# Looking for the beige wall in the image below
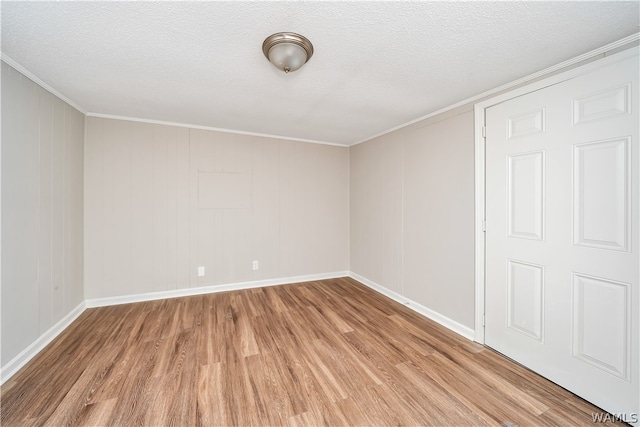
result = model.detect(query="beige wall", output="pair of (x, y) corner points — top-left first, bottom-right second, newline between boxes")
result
(1, 62), (84, 364)
(350, 136), (403, 293)
(347, 43), (640, 331)
(5, 42), (631, 370)
(84, 117), (349, 299)
(350, 110), (476, 329)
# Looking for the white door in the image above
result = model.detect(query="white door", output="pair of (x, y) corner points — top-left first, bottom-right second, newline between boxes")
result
(485, 50), (638, 419)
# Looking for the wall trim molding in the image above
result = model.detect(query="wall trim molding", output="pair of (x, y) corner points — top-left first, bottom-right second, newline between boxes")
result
(1, 272), (348, 385)
(2, 49), (342, 147)
(349, 272), (476, 342)
(1, 54), (87, 114)
(85, 271), (350, 308)
(4, 33), (637, 148)
(0, 271), (474, 385)
(85, 113), (347, 148)
(351, 32), (640, 146)
(0, 302), (86, 385)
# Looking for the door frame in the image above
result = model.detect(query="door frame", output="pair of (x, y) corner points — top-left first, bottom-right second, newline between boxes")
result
(473, 45), (639, 344)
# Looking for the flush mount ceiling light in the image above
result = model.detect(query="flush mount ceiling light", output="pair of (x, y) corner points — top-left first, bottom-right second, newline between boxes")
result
(262, 32), (314, 73)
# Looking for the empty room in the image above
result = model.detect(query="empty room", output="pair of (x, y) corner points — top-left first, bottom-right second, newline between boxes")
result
(1, 1), (639, 425)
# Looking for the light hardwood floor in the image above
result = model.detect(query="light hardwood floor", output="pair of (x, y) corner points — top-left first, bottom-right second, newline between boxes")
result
(1, 277), (612, 426)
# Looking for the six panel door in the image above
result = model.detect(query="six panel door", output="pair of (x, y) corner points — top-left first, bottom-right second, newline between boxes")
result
(484, 50), (639, 419)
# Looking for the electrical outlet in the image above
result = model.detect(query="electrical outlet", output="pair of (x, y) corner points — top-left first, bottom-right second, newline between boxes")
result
(197, 266), (205, 277)
(252, 260), (259, 270)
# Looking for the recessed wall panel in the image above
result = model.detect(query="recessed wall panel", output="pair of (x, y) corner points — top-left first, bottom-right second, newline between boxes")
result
(573, 84), (631, 125)
(507, 260), (544, 342)
(573, 138), (629, 251)
(508, 151), (544, 240)
(572, 273), (630, 380)
(508, 108), (545, 139)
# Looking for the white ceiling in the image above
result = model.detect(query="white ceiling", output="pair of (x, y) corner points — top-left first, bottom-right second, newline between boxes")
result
(2, 1), (639, 146)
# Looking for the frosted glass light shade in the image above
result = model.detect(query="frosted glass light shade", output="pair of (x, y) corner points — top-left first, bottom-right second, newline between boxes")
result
(262, 32), (314, 73)
(267, 43), (307, 73)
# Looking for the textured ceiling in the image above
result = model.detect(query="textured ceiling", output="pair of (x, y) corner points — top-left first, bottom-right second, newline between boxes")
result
(2, 1), (639, 146)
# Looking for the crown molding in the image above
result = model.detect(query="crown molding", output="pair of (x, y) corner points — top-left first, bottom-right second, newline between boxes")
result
(1, 53), (86, 114)
(85, 113), (348, 147)
(4, 32), (638, 148)
(1, 53), (345, 147)
(351, 32), (640, 146)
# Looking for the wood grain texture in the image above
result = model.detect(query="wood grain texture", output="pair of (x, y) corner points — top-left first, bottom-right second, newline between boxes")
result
(1, 278), (613, 426)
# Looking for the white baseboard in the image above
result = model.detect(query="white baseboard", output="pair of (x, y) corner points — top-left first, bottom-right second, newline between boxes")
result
(1, 301), (86, 385)
(349, 272), (476, 341)
(1, 270), (472, 386)
(2, 271), (348, 385)
(85, 271), (350, 308)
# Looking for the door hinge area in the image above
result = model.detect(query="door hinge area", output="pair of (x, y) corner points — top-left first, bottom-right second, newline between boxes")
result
(482, 126), (486, 138)
(482, 220), (486, 232)
(482, 314), (486, 327)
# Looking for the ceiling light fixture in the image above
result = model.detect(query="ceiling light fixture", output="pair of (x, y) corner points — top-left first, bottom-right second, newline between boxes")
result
(262, 32), (314, 73)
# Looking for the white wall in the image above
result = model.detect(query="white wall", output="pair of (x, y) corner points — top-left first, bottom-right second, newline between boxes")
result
(1, 62), (84, 365)
(84, 117), (349, 299)
(350, 109), (475, 329)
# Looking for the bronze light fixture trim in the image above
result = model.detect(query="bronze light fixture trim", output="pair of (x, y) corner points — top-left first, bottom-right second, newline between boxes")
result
(262, 32), (314, 73)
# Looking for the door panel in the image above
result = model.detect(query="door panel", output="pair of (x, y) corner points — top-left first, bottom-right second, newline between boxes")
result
(485, 50), (638, 418)
(572, 273), (630, 380)
(508, 150), (545, 240)
(507, 259), (544, 341)
(573, 137), (630, 251)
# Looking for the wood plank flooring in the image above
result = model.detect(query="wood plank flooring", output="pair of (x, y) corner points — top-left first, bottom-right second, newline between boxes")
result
(1, 278), (613, 426)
